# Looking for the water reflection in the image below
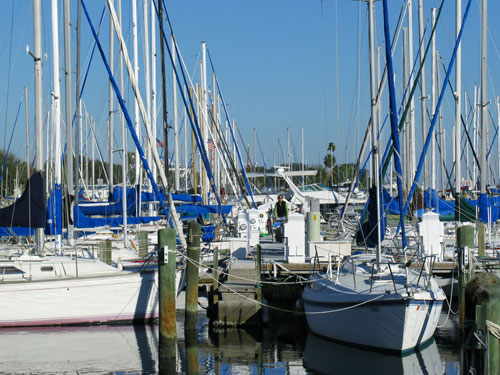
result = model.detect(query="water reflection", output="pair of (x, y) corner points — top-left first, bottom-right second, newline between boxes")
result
(0, 311), (460, 374)
(304, 332), (443, 375)
(0, 324), (160, 374)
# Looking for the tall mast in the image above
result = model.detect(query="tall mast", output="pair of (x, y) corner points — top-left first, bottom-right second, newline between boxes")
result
(403, 27), (409, 190)
(33, 0), (44, 254)
(109, 0), (115, 195)
(132, 0), (140, 186)
(201, 41), (208, 203)
(112, 0), (128, 247)
(24, 87), (30, 180)
(431, 8), (437, 191)
(63, 0), (73, 243)
(75, 0), (82, 204)
(172, 34), (179, 191)
(51, 0), (62, 252)
(480, 0), (487, 194)
(418, 0), (428, 192)
(150, 0), (157, 185)
(408, 0), (416, 181)
(368, 0), (381, 264)
(455, 0), (462, 194)
(143, 0), (151, 196)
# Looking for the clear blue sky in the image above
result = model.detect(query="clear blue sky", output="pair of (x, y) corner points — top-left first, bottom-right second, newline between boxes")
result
(1, 0), (499, 186)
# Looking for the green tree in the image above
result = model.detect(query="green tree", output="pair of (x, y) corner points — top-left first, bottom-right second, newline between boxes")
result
(323, 142), (336, 169)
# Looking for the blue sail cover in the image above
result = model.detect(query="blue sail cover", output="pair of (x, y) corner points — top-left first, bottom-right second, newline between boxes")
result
(79, 188), (138, 216)
(45, 184), (63, 235)
(176, 204), (232, 215)
(111, 186), (202, 204)
(356, 186), (387, 247)
(382, 187), (400, 215)
(0, 172), (46, 229)
(477, 193), (500, 223)
(74, 205), (160, 228)
(424, 189), (455, 216)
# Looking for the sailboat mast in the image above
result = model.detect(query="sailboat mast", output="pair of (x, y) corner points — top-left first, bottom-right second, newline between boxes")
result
(431, 8), (437, 191)
(33, 0), (44, 254)
(132, 0), (140, 187)
(24, 87), (30, 180)
(109, 0), (115, 196)
(455, 0), (462, 194)
(480, 0), (487, 195)
(51, 0), (62, 252)
(418, 0), (428, 192)
(116, 0), (128, 247)
(368, 0), (381, 263)
(63, 0), (73, 242)
(75, 0), (82, 204)
(172, 34), (179, 191)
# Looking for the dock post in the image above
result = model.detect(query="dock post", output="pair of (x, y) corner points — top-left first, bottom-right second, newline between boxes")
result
(158, 228), (177, 365)
(99, 239), (112, 265)
(185, 221), (201, 330)
(466, 273), (500, 374)
(475, 304), (486, 374)
(212, 247), (219, 306)
(478, 222), (485, 256)
(138, 231), (148, 258)
(256, 244), (262, 305)
(457, 225), (474, 329)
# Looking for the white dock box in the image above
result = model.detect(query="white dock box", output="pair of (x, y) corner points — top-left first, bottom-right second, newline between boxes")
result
(248, 208), (260, 248)
(284, 213), (306, 263)
(309, 240), (352, 261)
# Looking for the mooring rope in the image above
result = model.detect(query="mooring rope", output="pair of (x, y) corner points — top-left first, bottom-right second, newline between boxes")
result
(169, 249), (385, 315)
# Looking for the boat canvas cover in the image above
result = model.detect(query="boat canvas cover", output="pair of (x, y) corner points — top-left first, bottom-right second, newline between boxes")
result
(356, 186), (387, 247)
(0, 172), (46, 228)
(424, 189), (455, 216)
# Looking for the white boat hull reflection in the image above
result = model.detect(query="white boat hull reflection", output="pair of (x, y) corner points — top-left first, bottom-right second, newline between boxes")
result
(304, 332), (443, 375)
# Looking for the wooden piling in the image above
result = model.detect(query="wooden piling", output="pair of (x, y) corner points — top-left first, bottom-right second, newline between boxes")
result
(256, 244), (262, 305)
(457, 225), (474, 329)
(185, 221), (201, 330)
(212, 247), (219, 306)
(158, 228), (177, 360)
(138, 231), (148, 258)
(478, 222), (485, 256)
(99, 239), (112, 265)
(465, 273), (500, 374)
(185, 327), (199, 374)
(475, 304), (486, 373)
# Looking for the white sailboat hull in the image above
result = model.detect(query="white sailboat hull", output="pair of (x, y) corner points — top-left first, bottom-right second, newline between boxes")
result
(303, 294), (442, 351)
(302, 266), (445, 352)
(0, 271), (160, 327)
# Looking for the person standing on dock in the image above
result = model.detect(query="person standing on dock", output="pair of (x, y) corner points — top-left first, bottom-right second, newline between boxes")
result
(274, 195), (288, 222)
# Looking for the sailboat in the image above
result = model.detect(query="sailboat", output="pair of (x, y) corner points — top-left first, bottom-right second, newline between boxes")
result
(301, 0), (446, 352)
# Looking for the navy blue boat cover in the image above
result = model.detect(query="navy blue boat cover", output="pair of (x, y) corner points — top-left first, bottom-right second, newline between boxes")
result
(0, 172), (46, 228)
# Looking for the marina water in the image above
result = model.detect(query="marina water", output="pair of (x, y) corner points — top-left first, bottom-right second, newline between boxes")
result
(0, 309), (460, 374)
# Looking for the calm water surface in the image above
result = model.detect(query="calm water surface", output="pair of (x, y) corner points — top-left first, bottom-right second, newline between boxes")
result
(0, 309), (460, 374)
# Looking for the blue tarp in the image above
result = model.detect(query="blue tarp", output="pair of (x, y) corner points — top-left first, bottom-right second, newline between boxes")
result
(110, 186), (202, 204)
(424, 189), (455, 216)
(0, 227), (34, 237)
(79, 188), (138, 216)
(45, 184), (63, 235)
(356, 186), (387, 247)
(74, 205), (161, 228)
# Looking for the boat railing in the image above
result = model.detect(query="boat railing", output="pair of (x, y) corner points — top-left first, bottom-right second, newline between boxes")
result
(415, 254), (437, 291)
(367, 260), (398, 294)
